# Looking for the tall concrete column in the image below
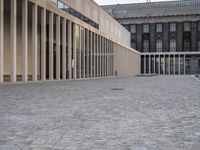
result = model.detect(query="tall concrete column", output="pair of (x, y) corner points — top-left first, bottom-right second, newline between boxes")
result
(179, 54), (181, 74)
(164, 55), (166, 75)
(94, 34), (96, 77)
(62, 19), (66, 80)
(49, 12), (54, 80)
(96, 35), (99, 77)
(149, 55), (151, 74)
(105, 39), (107, 76)
(83, 29), (85, 78)
(158, 55), (160, 75)
(0, 0), (4, 82)
(56, 16), (60, 80)
(99, 36), (102, 77)
(79, 28), (81, 78)
(144, 55), (146, 74)
(10, 0), (17, 82)
(86, 30), (89, 78)
(41, 8), (46, 81)
(184, 54), (186, 75)
(90, 31), (93, 78)
(154, 55), (156, 74)
(107, 40), (110, 76)
(168, 54), (171, 75)
(174, 54), (176, 75)
(68, 21), (72, 79)
(73, 24), (76, 79)
(32, 4), (38, 81)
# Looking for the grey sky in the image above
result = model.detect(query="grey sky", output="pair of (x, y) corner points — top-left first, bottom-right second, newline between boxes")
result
(94, 0), (176, 5)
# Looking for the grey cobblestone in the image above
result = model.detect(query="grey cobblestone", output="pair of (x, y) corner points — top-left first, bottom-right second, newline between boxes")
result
(0, 76), (200, 150)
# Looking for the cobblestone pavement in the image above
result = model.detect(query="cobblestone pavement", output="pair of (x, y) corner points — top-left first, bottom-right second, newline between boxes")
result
(0, 76), (200, 150)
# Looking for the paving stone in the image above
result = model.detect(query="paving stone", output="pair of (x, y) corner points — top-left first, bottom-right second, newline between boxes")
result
(0, 76), (200, 150)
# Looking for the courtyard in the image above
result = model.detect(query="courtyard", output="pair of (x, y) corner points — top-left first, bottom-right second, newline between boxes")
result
(0, 76), (200, 150)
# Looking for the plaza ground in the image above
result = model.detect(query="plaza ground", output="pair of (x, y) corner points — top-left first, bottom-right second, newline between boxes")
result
(0, 76), (200, 150)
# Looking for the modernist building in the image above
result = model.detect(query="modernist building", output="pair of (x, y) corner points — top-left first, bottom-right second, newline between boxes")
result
(0, 0), (140, 83)
(103, 0), (200, 75)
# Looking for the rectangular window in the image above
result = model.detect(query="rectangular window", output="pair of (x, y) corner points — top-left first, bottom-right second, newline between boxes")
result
(58, 1), (64, 9)
(184, 22), (191, 32)
(143, 40), (149, 52)
(156, 40), (163, 52)
(170, 23), (176, 32)
(143, 24), (149, 33)
(156, 24), (162, 32)
(170, 39), (176, 52)
(198, 22), (200, 31)
(130, 24), (136, 33)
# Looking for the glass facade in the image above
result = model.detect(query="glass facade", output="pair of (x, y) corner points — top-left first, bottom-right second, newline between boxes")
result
(156, 24), (163, 32)
(170, 23), (176, 32)
(184, 22), (191, 32)
(130, 24), (136, 33)
(170, 39), (176, 52)
(156, 40), (163, 52)
(143, 24), (149, 33)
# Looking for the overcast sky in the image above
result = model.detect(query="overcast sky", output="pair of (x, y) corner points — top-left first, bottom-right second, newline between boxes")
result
(94, 0), (176, 5)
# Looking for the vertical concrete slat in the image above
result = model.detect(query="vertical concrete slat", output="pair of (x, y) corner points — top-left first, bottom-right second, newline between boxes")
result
(158, 55), (160, 75)
(86, 30), (89, 78)
(149, 55), (151, 74)
(41, 8), (46, 81)
(83, 28), (85, 78)
(179, 54), (181, 75)
(164, 55), (166, 75)
(49, 12), (54, 80)
(68, 21), (72, 79)
(0, 0), (4, 82)
(96, 35), (99, 77)
(73, 24), (76, 79)
(79, 27), (81, 79)
(99, 36), (102, 77)
(56, 16), (60, 80)
(144, 55), (146, 74)
(168, 54), (171, 75)
(62, 19), (66, 80)
(32, 4), (38, 81)
(10, 0), (17, 82)
(90, 31), (92, 78)
(154, 55), (156, 74)
(174, 54), (176, 75)
(184, 54), (186, 75)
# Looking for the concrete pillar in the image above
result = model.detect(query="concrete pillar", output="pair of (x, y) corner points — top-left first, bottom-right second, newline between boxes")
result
(158, 55), (160, 75)
(86, 30), (89, 78)
(168, 54), (171, 75)
(32, 4), (38, 81)
(83, 29), (85, 78)
(62, 19), (66, 80)
(73, 24), (76, 79)
(144, 55), (146, 74)
(154, 55), (156, 74)
(90, 31), (93, 78)
(164, 55), (166, 75)
(94, 34), (96, 77)
(174, 54), (176, 75)
(184, 54), (186, 75)
(0, 0), (3, 82)
(99, 36), (102, 77)
(56, 16), (60, 80)
(149, 55), (151, 74)
(79, 28), (81, 79)
(49, 12), (54, 80)
(179, 54), (181, 75)
(96, 34), (99, 77)
(10, 0), (17, 82)
(105, 39), (107, 76)
(68, 21), (72, 79)
(41, 8), (46, 81)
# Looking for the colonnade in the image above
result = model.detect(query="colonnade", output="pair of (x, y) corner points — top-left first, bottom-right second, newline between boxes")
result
(0, 0), (114, 82)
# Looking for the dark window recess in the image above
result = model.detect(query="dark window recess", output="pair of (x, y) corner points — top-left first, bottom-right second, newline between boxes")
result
(50, 0), (99, 29)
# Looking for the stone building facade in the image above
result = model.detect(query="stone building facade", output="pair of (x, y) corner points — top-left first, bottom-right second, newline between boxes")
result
(103, 0), (200, 74)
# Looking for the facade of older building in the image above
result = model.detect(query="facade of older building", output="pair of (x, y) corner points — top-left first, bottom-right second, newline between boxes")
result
(0, 0), (140, 83)
(103, 0), (200, 75)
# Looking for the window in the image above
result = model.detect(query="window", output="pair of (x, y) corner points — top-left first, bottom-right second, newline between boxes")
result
(156, 24), (162, 32)
(170, 23), (176, 32)
(156, 40), (163, 52)
(131, 41), (136, 49)
(130, 25), (136, 33)
(198, 22), (200, 31)
(143, 40), (149, 52)
(184, 39), (190, 51)
(198, 41), (200, 51)
(58, 1), (64, 9)
(143, 24), (149, 33)
(170, 39), (176, 52)
(184, 22), (191, 32)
